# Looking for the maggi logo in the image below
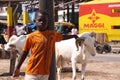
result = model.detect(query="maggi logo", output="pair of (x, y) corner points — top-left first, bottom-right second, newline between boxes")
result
(83, 9), (104, 29)
(88, 9), (99, 23)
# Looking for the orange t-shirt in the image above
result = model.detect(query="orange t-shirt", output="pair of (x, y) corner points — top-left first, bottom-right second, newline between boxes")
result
(22, 30), (63, 75)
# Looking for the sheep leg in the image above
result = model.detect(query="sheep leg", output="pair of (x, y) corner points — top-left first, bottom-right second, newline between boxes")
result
(57, 68), (61, 80)
(71, 59), (76, 80)
(81, 63), (86, 80)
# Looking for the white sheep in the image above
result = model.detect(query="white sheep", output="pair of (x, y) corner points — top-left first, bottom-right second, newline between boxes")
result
(55, 32), (96, 80)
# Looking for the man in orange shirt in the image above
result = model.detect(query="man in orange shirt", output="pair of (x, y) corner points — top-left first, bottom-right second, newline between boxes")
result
(12, 10), (78, 80)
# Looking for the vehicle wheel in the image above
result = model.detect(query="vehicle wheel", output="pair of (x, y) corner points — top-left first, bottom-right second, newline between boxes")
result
(103, 44), (111, 53)
(96, 44), (104, 54)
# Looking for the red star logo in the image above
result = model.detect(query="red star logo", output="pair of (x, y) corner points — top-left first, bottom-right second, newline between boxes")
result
(88, 9), (99, 23)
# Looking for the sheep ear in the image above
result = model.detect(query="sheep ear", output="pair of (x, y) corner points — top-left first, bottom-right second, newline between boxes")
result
(75, 37), (85, 51)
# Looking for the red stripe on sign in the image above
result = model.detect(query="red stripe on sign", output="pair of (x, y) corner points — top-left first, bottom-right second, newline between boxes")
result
(79, 2), (120, 17)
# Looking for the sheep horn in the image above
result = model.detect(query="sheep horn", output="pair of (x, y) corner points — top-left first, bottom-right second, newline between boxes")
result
(75, 37), (85, 51)
(90, 32), (96, 37)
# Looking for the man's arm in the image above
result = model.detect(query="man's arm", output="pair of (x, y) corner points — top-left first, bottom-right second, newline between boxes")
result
(12, 51), (28, 77)
(62, 35), (78, 40)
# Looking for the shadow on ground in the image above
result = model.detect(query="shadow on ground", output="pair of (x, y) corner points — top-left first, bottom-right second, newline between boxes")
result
(0, 72), (25, 77)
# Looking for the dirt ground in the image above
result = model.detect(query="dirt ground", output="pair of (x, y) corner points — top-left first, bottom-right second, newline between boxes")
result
(0, 54), (120, 80)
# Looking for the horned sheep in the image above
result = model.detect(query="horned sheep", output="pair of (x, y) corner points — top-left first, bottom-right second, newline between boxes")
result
(55, 32), (97, 80)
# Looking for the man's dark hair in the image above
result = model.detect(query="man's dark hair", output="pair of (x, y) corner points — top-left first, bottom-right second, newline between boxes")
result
(34, 10), (49, 19)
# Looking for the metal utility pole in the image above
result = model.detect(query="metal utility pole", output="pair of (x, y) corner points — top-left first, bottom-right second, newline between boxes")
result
(67, 6), (70, 22)
(71, 4), (75, 24)
(39, 0), (55, 80)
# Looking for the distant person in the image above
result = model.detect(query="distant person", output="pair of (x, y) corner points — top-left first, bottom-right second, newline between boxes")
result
(15, 25), (27, 36)
(71, 27), (78, 35)
(12, 10), (78, 80)
(25, 24), (36, 34)
(56, 23), (63, 34)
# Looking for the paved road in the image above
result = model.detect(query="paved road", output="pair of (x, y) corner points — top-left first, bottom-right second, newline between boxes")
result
(89, 53), (120, 62)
